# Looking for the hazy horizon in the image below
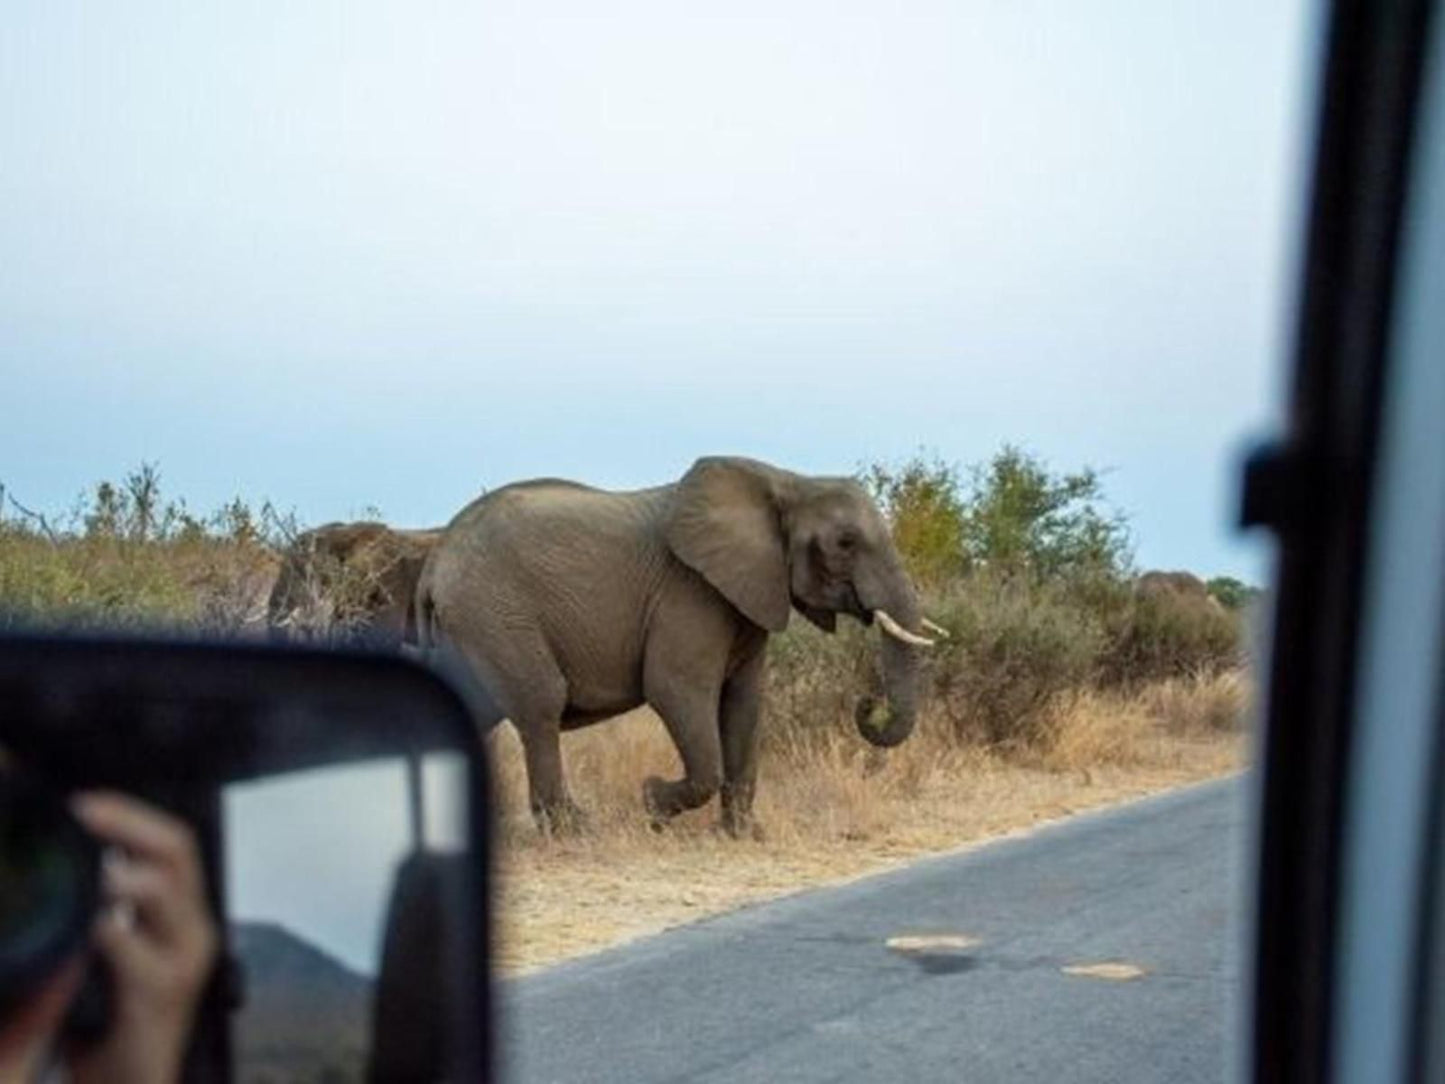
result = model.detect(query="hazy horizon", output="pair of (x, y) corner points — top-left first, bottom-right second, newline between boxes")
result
(1, 2), (1320, 579)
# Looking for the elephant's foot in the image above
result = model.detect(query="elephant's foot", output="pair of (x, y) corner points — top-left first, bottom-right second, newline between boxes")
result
(531, 798), (588, 837)
(718, 780), (761, 839)
(715, 815), (766, 842)
(642, 773), (720, 828)
(642, 776), (673, 831)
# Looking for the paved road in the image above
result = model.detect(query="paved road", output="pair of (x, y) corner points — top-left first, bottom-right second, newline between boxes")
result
(501, 778), (1247, 1084)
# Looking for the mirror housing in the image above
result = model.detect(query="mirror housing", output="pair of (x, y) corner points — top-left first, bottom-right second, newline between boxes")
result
(0, 634), (494, 1084)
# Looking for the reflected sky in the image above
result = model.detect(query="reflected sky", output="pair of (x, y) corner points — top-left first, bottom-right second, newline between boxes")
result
(0, 1), (1319, 579)
(223, 753), (467, 975)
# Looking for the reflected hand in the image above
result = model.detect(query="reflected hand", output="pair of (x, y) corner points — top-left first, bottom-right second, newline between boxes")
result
(67, 792), (219, 1084)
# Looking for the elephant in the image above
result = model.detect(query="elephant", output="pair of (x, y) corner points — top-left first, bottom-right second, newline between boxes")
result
(1135, 570), (1226, 614)
(415, 456), (942, 835)
(267, 521), (442, 649)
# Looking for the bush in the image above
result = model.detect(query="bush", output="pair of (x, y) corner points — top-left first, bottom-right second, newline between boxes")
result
(863, 456), (967, 587)
(765, 619), (874, 744)
(956, 445), (1131, 583)
(791, 448), (1251, 750)
(0, 466), (279, 635)
(855, 448), (1251, 747)
(1099, 585), (1243, 685)
(1206, 575), (1261, 611)
(766, 571), (1106, 753)
(927, 573), (1104, 748)
(867, 446), (1132, 588)
(0, 529), (195, 631)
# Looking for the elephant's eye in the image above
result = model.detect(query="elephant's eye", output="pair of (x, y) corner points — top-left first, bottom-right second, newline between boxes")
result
(836, 530), (859, 552)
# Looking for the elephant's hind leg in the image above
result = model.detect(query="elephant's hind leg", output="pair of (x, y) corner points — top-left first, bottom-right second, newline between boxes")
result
(449, 622), (583, 833)
(516, 711), (587, 834)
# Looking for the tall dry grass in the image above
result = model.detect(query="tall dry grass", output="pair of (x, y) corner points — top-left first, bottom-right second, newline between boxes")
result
(490, 669), (1249, 851)
(1036, 668), (1252, 771)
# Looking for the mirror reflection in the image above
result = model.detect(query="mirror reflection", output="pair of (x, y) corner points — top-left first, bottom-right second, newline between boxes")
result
(224, 753), (468, 1084)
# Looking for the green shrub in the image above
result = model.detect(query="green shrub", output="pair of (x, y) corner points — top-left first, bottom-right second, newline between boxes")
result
(1099, 588), (1244, 684)
(957, 445), (1132, 583)
(0, 527), (195, 631)
(1206, 575), (1261, 611)
(766, 572), (1107, 753)
(867, 446), (1131, 584)
(863, 456), (967, 587)
(0, 466), (278, 635)
(927, 573), (1104, 747)
(765, 619), (874, 743)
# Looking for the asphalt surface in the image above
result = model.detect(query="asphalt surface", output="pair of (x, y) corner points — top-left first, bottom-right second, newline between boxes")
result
(501, 777), (1248, 1084)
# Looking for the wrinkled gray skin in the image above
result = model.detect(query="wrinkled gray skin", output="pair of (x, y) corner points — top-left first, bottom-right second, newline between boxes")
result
(268, 522), (442, 649)
(417, 457), (928, 836)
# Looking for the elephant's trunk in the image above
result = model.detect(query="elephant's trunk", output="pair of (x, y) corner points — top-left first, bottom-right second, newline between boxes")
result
(854, 581), (927, 749)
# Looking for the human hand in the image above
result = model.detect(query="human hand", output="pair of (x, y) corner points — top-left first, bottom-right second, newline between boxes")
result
(66, 792), (218, 1084)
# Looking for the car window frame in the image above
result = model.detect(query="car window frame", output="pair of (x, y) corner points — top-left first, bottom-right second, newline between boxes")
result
(1240, 1), (1438, 1081)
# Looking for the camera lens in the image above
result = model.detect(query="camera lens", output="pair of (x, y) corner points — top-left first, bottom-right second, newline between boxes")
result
(0, 774), (100, 1017)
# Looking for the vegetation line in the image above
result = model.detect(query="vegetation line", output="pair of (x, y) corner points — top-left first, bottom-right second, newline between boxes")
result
(0, 449), (1257, 971)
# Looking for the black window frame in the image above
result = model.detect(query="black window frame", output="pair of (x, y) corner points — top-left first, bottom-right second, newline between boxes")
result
(1241, 1), (1438, 1081)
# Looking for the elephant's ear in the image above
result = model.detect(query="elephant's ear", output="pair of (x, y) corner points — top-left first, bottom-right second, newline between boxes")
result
(664, 458), (792, 633)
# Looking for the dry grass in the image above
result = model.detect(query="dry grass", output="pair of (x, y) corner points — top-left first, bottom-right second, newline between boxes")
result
(490, 670), (1249, 974)
(1037, 668), (1253, 771)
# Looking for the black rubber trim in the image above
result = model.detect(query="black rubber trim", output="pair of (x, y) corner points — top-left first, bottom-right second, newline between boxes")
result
(1246, 1), (1436, 1082)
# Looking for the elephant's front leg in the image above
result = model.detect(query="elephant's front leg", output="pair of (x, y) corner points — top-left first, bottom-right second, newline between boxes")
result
(641, 685), (724, 823)
(719, 648), (765, 840)
(647, 624), (734, 826)
(643, 574), (759, 825)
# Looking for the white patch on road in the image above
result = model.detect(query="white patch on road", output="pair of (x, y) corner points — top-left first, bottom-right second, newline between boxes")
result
(1061, 962), (1147, 981)
(885, 934), (980, 954)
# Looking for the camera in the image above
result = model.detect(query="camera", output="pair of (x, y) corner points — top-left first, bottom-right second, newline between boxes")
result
(0, 770), (102, 1029)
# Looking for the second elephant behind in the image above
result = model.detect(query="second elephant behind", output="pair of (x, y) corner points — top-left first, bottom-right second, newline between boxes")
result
(417, 456), (940, 835)
(268, 521), (441, 649)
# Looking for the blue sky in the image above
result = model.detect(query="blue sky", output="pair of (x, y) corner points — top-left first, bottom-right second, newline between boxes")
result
(1, 1), (1318, 578)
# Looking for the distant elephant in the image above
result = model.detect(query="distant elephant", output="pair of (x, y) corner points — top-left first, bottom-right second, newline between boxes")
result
(267, 522), (441, 649)
(416, 456), (941, 835)
(1135, 570), (1226, 613)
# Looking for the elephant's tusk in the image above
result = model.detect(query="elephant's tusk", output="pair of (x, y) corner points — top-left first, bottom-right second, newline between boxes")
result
(874, 610), (936, 647)
(921, 618), (951, 639)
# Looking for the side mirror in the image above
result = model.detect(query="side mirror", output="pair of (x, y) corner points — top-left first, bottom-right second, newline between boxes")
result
(0, 636), (493, 1083)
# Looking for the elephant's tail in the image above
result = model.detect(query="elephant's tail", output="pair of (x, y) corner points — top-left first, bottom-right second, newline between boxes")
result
(409, 583), (508, 734)
(411, 583), (438, 656)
